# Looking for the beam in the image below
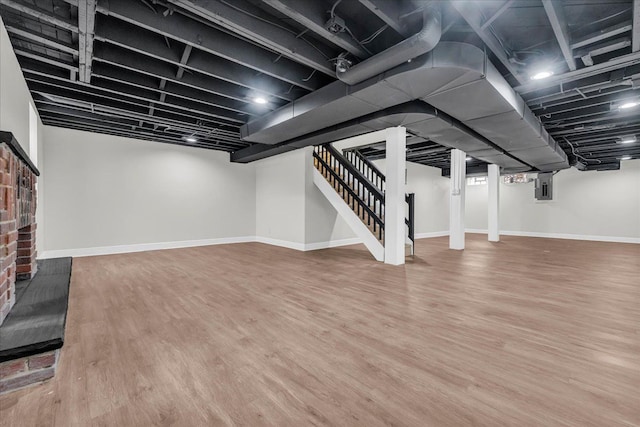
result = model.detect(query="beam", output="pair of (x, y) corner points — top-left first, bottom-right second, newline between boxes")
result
(40, 119), (239, 151)
(541, 0), (576, 71)
(13, 49), (78, 71)
(0, 0), (78, 32)
(33, 94), (241, 138)
(575, 37), (631, 67)
(97, 0), (325, 91)
(38, 109), (243, 149)
(262, 0), (369, 58)
(93, 19), (298, 102)
(91, 53), (251, 105)
(514, 50), (640, 93)
(167, 0), (335, 76)
(449, 1), (526, 85)
(78, 0), (97, 82)
(570, 20), (633, 50)
(25, 72), (247, 125)
(4, 25), (78, 55)
(89, 63), (266, 115)
(357, 0), (412, 37)
(480, 0), (514, 31)
(634, 0), (640, 52)
(175, 45), (192, 80)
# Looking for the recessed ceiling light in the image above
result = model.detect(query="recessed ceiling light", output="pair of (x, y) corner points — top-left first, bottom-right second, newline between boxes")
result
(253, 97), (267, 104)
(530, 70), (554, 80)
(618, 101), (639, 110)
(465, 157), (472, 161)
(618, 135), (637, 144)
(620, 156), (632, 160)
(185, 136), (197, 143)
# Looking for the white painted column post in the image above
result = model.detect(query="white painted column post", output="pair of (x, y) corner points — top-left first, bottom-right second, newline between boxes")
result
(449, 149), (466, 250)
(488, 164), (500, 242)
(384, 126), (406, 265)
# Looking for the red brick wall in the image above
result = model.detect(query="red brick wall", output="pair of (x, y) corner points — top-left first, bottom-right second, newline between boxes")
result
(0, 143), (37, 326)
(0, 350), (59, 394)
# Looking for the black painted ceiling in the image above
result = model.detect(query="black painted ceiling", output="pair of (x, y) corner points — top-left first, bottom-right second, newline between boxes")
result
(1, 0), (639, 171)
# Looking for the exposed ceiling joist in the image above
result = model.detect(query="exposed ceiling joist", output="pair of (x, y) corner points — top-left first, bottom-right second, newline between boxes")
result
(570, 20), (633, 50)
(575, 37), (631, 67)
(40, 117), (240, 150)
(0, 0), (78, 32)
(449, 0), (526, 85)
(33, 93), (240, 136)
(4, 25), (78, 55)
(14, 48), (78, 71)
(166, 0), (336, 76)
(26, 73), (247, 126)
(357, 0), (412, 38)
(480, 0), (514, 31)
(515, 50), (640, 93)
(27, 76), (246, 126)
(93, 22), (296, 102)
(78, 0), (97, 83)
(175, 45), (192, 80)
(262, 0), (369, 59)
(90, 50), (279, 105)
(27, 62), (257, 117)
(633, 0), (640, 52)
(541, 0), (576, 71)
(97, 0), (324, 91)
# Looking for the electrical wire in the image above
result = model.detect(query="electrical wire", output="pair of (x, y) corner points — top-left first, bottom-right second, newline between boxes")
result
(563, 137), (601, 164)
(360, 24), (389, 45)
(218, 0), (331, 60)
(302, 69), (316, 82)
(345, 26), (372, 55)
(330, 0), (342, 18)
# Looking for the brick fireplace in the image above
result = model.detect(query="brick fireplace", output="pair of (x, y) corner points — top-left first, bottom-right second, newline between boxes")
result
(0, 132), (38, 326)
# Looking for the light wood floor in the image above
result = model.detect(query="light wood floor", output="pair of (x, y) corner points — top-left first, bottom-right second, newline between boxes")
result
(1, 235), (639, 426)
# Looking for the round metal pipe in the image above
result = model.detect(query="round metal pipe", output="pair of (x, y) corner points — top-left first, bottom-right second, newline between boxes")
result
(336, 3), (441, 85)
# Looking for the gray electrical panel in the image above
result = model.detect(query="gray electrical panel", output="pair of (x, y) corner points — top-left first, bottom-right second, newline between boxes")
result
(535, 172), (553, 200)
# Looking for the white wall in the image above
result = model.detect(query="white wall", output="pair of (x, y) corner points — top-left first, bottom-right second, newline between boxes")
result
(374, 159), (450, 237)
(255, 149), (306, 246)
(254, 147), (356, 249)
(304, 147), (357, 246)
(465, 160), (640, 242)
(1, 17), (45, 249)
(41, 127), (256, 256)
(0, 17), (34, 153)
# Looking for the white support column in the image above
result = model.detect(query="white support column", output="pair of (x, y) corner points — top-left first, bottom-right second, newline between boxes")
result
(449, 149), (466, 250)
(384, 126), (406, 265)
(488, 164), (500, 242)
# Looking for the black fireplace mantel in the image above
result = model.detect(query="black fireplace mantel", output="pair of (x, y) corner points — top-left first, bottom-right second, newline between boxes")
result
(0, 131), (40, 176)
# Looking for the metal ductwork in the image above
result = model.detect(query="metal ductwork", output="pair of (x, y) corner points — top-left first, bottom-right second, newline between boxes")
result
(234, 42), (569, 172)
(336, 3), (441, 85)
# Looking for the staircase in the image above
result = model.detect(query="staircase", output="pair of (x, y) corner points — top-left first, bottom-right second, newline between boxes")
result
(312, 144), (415, 262)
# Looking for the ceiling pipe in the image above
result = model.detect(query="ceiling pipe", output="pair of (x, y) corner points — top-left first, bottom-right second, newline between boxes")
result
(336, 3), (441, 85)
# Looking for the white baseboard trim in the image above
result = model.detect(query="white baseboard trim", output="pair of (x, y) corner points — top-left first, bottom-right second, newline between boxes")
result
(414, 231), (449, 239)
(38, 229), (638, 260)
(38, 236), (256, 259)
(465, 229), (640, 244)
(304, 237), (362, 251)
(254, 236), (306, 251)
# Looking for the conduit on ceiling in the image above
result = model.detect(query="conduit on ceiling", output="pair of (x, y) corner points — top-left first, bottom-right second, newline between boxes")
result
(232, 41), (569, 173)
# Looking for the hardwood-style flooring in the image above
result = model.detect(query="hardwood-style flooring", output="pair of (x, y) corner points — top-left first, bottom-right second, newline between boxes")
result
(1, 235), (639, 426)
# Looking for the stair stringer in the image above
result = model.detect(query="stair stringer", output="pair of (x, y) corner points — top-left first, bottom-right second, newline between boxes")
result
(313, 168), (384, 261)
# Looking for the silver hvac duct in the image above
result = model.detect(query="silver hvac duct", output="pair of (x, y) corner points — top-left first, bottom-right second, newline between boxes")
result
(336, 3), (441, 85)
(237, 42), (569, 172)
